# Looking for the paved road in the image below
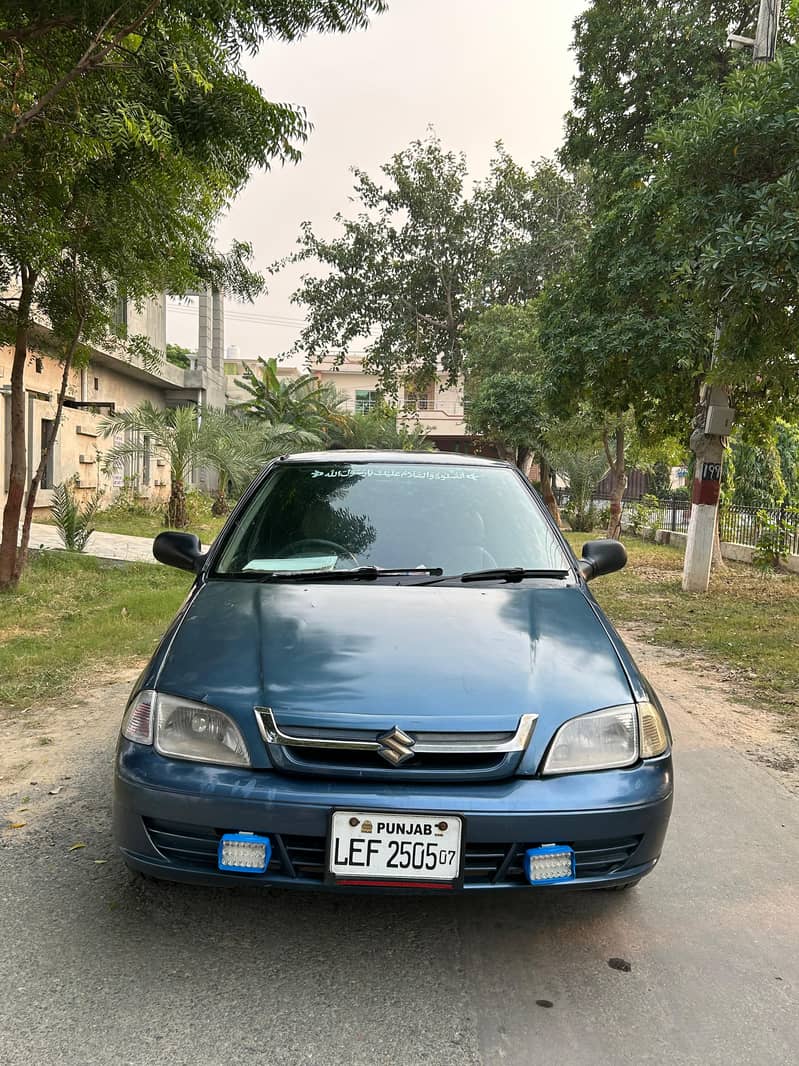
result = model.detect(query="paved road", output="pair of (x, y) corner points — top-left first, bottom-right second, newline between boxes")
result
(25, 523), (156, 563)
(1, 689), (797, 1065)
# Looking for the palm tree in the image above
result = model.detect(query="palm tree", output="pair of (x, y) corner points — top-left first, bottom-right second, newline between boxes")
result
(549, 444), (609, 533)
(331, 404), (433, 452)
(234, 357), (346, 438)
(100, 403), (207, 528)
(199, 410), (323, 513)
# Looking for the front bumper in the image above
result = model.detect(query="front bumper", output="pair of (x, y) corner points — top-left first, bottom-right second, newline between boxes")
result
(113, 740), (673, 892)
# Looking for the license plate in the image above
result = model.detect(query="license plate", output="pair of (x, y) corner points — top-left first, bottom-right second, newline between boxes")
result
(328, 810), (463, 885)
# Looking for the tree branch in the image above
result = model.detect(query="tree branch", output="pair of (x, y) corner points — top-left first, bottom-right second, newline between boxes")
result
(1, 1), (162, 145)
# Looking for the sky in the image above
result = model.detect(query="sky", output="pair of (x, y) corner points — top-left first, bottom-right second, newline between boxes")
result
(166, 0), (587, 364)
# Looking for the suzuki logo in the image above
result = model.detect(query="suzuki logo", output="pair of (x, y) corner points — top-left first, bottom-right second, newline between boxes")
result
(376, 726), (416, 766)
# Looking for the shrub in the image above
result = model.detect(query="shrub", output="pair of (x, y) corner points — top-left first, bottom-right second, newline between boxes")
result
(626, 494), (661, 537)
(754, 507), (799, 572)
(51, 478), (103, 552)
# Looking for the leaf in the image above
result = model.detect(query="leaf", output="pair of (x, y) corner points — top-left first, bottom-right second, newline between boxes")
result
(94, 859), (108, 865)
(8, 821), (26, 829)
(68, 842), (87, 851)
(48, 786), (62, 795)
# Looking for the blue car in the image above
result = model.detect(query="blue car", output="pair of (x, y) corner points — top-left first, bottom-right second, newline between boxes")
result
(113, 451), (673, 893)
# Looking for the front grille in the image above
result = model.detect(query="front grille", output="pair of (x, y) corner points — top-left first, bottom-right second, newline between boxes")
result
(255, 709), (537, 783)
(276, 747), (510, 778)
(143, 819), (642, 885)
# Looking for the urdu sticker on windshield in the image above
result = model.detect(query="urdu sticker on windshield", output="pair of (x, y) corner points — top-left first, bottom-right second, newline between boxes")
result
(310, 466), (478, 480)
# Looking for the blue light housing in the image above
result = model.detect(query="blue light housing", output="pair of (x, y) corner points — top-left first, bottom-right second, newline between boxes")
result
(525, 844), (575, 885)
(218, 832), (272, 873)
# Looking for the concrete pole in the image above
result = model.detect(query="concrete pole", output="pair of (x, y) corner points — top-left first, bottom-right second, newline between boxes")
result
(682, 2), (780, 593)
(753, 0), (781, 63)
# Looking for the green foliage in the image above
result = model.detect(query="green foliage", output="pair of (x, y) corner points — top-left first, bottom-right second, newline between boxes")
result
(465, 371), (543, 465)
(549, 434), (609, 532)
(462, 302), (549, 464)
(199, 407), (322, 503)
(543, 39), (799, 444)
(234, 357), (344, 437)
(728, 431), (786, 508)
(627, 495), (662, 537)
(284, 135), (586, 388)
(754, 507), (799, 571)
(650, 462), (673, 500)
(330, 404), (433, 451)
(166, 343), (192, 370)
(50, 477), (103, 551)
(0, 551), (190, 707)
(100, 403), (207, 527)
(562, 1), (760, 192)
(0, 1), (386, 583)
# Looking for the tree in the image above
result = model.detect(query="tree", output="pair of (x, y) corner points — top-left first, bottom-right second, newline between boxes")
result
(0, 2), (385, 144)
(548, 426), (609, 534)
(561, 1), (762, 194)
(166, 343), (193, 370)
(0, 1), (385, 588)
(283, 135), (586, 389)
(100, 403), (208, 528)
(329, 405), (433, 452)
(199, 408), (322, 513)
(463, 302), (562, 522)
(234, 357), (346, 437)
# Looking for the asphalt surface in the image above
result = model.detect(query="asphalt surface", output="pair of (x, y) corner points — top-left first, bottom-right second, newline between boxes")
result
(1, 697), (797, 1065)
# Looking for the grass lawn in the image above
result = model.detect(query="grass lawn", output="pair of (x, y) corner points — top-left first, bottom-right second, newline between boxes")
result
(0, 552), (191, 708)
(37, 507), (227, 544)
(565, 532), (799, 726)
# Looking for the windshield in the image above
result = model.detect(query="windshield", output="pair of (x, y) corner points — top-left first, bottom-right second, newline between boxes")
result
(214, 461), (571, 576)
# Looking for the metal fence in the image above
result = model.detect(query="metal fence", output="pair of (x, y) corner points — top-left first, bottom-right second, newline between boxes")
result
(552, 489), (799, 555)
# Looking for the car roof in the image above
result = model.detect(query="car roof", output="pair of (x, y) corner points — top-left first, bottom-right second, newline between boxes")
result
(279, 450), (509, 467)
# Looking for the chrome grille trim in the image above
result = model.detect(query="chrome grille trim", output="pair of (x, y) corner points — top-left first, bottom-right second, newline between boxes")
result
(254, 708), (537, 756)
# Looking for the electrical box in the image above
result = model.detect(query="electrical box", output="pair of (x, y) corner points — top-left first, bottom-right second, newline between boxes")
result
(705, 405), (735, 436)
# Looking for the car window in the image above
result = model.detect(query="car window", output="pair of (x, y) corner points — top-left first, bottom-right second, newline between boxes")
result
(214, 461), (570, 574)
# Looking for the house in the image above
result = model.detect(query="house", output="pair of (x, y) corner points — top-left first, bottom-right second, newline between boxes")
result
(0, 290), (226, 519)
(225, 353), (482, 454)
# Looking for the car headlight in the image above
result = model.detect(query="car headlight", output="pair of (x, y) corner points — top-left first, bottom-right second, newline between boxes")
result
(121, 690), (251, 767)
(541, 701), (669, 775)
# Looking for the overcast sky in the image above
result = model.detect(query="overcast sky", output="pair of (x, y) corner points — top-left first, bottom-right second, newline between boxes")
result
(167, 0), (586, 363)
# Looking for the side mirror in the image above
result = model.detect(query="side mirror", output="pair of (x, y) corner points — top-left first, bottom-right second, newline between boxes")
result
(153, 531), (205, 573)
(578, 539), (627, 581)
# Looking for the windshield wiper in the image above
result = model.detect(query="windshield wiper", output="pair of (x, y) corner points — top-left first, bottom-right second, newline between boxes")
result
(256, 566), (444, 583)
(413, 567), (569, 586)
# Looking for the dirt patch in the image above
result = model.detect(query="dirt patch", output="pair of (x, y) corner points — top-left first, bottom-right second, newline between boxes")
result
(624, 633), (799, 796)
(0, 667), (140, 824)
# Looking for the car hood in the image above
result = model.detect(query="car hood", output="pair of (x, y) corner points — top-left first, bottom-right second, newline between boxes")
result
(156, 581), (634, 739)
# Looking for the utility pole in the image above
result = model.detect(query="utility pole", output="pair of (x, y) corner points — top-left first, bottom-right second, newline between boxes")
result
(681, 0), (781, 593)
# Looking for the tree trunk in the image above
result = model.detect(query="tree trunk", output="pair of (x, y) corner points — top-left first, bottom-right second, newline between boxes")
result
(15, 325), (83, 579)
(604, 425), (627, 540)
(0, 268), (37, 589)
(538, 455), (562, 527)
(211, 488), (228, 516)
(168, 479), (188, 528)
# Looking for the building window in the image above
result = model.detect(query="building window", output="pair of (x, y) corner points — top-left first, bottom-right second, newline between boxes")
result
(354, 389), (379, 413)
(404, 384), (435, 411)
(142, 435), (151, 486)
(35, 357), (43, 374)
(94, 376), (99, 391)
(40, 419), (55, 489)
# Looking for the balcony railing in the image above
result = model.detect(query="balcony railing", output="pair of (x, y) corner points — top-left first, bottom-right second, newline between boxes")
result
(338, 398), (465, 417)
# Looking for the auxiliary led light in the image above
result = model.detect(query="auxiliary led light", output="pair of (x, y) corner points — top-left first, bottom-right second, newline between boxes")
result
(525, 844), (575, 885)
(218, 832), (272, 874)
